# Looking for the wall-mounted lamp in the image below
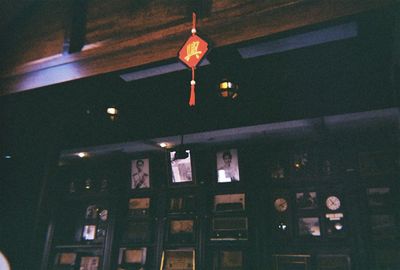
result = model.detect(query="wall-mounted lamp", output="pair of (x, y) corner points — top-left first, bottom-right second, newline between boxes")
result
(106, 106), (119, 120)
(218, 79), (239, 99)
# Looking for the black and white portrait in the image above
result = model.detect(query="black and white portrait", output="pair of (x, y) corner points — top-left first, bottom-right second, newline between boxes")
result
(216, 149), (240, 182)
(131, 159), (150, 189)
(170, 151), (192, 183)
(296, 192), (317, 210)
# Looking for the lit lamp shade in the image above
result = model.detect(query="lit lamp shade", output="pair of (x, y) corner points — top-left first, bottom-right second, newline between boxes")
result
(219, 80), (238, 99)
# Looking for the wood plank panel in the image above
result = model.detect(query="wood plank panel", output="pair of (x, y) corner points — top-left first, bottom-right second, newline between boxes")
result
(0, 0), (396, 96)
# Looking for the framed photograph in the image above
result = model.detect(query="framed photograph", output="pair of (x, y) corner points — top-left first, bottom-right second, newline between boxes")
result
(298, 217), (321, 237)
(273, 254), (310, 270)
(170, 150), (193, 183)
(169, 195), (195, 213)
(82, 225), (96, 240)
(119, 247), (147, 265)
(215, 250), (243, 270)
(296, 192), (318, 210)
(124, 220), (151, 243)
(79, 256), (100, 270)
(214, 193), (245, 212)
(216, 149), (240, 182)
(57, 253), (77, 265)
(366, 187), (391, 208)
(211, 217), (248, 240)
(128, 198), (150, 216)
(85, 205), (98, 220)
(131, 159), (150, 189)
(168, 219), (195, 243)
(161, 249), (195, 270)
(316, 254), (351, 270)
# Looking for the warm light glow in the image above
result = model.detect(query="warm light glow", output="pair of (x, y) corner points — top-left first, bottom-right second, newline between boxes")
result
(77, 152), (88, 158)
(219, 80), (238, 99)
(4, 155), (11, 159)
(106, 107), (118, 115)
(220, 81), (233, 89)
(159, 142), (168, 148)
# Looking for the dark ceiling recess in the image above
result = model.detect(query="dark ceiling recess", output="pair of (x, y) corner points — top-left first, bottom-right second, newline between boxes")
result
(0, 10), (397, 152)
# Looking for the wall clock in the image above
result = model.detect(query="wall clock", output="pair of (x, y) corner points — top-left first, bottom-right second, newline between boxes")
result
(274, 198), (288, 212)
(326, 196), (341, 211)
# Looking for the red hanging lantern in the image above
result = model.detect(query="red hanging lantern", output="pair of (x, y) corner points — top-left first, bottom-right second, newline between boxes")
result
(178, 12), (209, 106)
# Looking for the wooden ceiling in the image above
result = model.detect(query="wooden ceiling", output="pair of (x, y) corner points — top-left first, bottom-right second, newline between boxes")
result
(0, 0), (396, 96)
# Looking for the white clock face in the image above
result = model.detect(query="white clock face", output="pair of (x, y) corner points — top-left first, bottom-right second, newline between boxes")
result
(326, 196), (341, 210)
(274, 198), (288, 212)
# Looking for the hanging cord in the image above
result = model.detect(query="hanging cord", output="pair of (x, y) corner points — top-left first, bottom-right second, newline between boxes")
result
(189, 12), (197, 106)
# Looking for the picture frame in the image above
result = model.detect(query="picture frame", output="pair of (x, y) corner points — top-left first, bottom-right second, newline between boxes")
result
(123, 220), (152, 243)
(272, 254), (310, 270)
(118, 247), (147, 265)
(216, 149), (240, 183)
(79, 256), (100, 270)
(298, 217), (321, 237)
(170, 150), (193, 183)
(85, 205), (98, 220)
(160, 249), (195, 270)
(214, 250), (243, 270)
(128, 197), (151, 217)
(211, 217), (248, 240)
(57, 252), (77, 265)
(214, 193), (245, 212)
(168, 219), (195, 243)
(296, 192), (318, 210)
(82, 225), (96, 241)
(316, 254), (351, 270)
(168, 195), (195, 213)
(131, 158), (150, 189)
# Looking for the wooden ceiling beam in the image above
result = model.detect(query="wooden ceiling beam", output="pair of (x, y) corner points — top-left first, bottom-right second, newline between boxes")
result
(0, 0), (396, 96)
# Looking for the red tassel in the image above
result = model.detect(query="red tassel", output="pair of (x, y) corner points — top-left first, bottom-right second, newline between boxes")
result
(189, 83), (195, 106)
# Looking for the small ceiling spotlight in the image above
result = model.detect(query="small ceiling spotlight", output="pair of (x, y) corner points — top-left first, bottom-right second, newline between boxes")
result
(77, 152), (89, 158)
(106, 106), (119, 120)
(218, 79), (239, 99)
(159, 142), (169, 148)
(4, 155), (12, 159)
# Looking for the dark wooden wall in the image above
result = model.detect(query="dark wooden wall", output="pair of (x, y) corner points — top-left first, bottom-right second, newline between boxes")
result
(0, 0), (396, 95)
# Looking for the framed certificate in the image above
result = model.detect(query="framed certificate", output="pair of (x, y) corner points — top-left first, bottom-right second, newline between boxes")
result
(161, 249), (195, 270)
(58, 253), (76, 265)
(214, 193), (245, 212)
(120, 247), (147, 264)
(170, 150), (193, 183)
(128, 197), (151, 216)
(216, 149), (240, 183)
(168, 219), (195, 243)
